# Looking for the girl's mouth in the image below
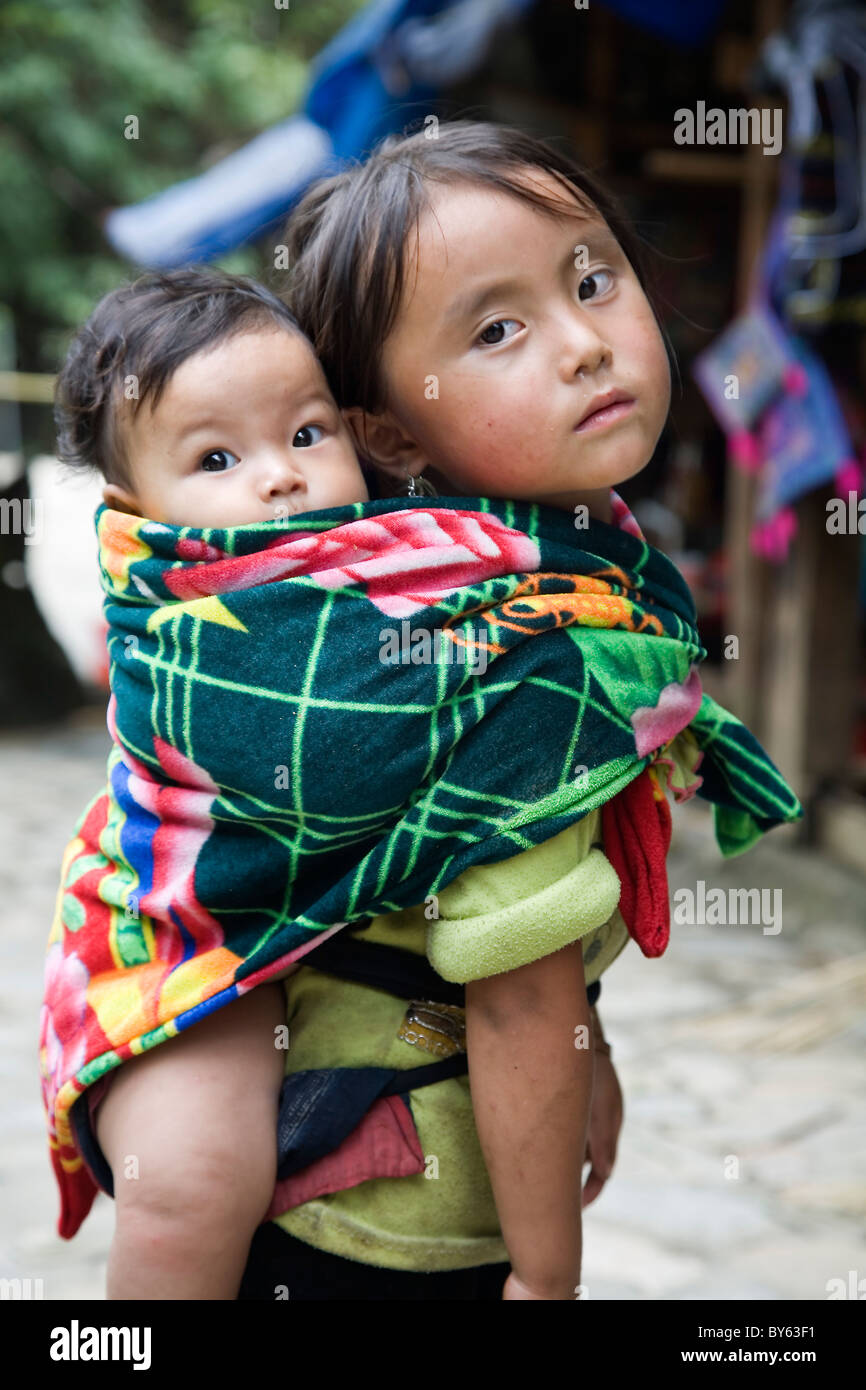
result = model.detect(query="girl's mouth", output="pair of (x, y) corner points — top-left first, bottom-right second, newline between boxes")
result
(574, 395), (635, 433)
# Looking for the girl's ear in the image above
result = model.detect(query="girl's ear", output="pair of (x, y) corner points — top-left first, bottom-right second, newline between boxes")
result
(341, 407), (427, 482)
(102, 482), (142, 516)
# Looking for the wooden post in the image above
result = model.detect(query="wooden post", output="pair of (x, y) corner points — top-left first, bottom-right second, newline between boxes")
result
(762, 490), (862, 798)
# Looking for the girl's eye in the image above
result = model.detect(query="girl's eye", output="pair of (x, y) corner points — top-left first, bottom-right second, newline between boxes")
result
(200, 449), (240, 472)
(578, 268), (615, 302)
(293, 424), (325, 448)
(476, 318), (522, 347)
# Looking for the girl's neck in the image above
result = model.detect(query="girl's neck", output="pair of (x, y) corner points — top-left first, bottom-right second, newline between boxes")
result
(551, 487), (614, 525)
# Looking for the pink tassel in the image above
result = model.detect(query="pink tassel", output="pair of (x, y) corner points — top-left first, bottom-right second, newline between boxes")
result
(834, 459), (862, 497)
(749, 508), (797, 563)
(730, 430), (762, 472)
(782, 363), (808, 397)
(777, 506), (797, 546)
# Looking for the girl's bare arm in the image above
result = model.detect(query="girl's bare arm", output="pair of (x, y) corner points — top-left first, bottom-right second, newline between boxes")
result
(464, 939), (592, 1299)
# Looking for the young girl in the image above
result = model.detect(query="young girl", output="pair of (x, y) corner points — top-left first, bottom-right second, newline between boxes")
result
(43, 127), (798, 1303)
(44, 263), (627, 1301)
(234, 117), (799, 1300)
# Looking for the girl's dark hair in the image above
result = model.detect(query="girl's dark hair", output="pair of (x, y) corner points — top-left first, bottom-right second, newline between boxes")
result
(281, 119), (669, 429)
(55, 266), (307, 488)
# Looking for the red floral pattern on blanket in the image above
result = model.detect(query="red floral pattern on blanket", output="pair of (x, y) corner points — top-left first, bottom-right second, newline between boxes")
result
(162, 508), (542, 618)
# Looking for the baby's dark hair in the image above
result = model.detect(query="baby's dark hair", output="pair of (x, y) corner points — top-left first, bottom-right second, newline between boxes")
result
(54, 266), (307, 490)
(281, 118), (669, 432)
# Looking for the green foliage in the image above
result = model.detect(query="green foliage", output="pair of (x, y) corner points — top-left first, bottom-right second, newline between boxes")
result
(0, 0), (363, 376)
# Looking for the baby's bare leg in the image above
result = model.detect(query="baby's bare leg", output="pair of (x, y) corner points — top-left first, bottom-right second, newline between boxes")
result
(95, 982), (286, 1300)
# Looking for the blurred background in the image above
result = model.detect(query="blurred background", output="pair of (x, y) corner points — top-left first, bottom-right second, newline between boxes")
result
(1, 0), (864, 1300)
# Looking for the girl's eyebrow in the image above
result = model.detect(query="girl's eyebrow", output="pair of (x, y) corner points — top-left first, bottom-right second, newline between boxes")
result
(443, 276), (525, 328)
(442, 226), (622, 328)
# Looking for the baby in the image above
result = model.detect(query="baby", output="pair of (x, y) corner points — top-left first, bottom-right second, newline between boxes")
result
(54, 267), (372, 1298)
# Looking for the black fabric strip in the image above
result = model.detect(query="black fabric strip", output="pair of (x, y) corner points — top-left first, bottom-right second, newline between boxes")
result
(304, 926), (467, 1007)
(379, 1051), (469, 1095)
(304, 917), (603, 1010)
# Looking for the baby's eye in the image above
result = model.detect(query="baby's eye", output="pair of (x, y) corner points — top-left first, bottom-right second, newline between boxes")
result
(200, 449), (240, 472)
(578, 268), (615, 302)
(476, 319), (521, 347)
(293, 424), (325, 448)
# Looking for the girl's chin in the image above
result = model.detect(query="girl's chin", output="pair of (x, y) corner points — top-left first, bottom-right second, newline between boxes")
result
(391, 456), (649, 501)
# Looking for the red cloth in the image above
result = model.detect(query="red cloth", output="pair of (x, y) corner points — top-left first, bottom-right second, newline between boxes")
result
(601, 765), (673, 958)
(264, 1094), (426, 1220)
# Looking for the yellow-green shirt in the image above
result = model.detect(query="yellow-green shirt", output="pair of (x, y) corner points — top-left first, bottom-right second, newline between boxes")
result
(274, 731), (702, 1271)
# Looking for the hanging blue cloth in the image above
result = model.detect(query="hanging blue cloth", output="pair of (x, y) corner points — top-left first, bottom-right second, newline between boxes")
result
(105, 0), (534, 267)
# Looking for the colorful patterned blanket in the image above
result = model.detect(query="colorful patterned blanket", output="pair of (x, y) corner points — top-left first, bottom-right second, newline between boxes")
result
(41, 490), (802, 1237)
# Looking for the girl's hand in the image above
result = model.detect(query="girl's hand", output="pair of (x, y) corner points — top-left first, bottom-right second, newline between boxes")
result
(582, 1050), (623, 1208)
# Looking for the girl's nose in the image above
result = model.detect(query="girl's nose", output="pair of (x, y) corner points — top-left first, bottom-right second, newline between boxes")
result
(556, 306), (613, 381)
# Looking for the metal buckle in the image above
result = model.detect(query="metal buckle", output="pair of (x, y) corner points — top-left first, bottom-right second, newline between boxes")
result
(397, 999), (466, 1057)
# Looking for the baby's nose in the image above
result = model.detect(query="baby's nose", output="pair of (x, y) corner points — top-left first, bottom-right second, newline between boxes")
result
(257, 453), (306, 499)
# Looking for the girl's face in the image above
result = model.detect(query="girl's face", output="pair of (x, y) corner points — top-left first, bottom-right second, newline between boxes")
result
(353, 172), (671, 517)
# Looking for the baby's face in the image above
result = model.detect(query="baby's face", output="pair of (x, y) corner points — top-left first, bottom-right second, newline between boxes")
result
(106, 326), (367, 528)
(376, 172), (671, 514)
